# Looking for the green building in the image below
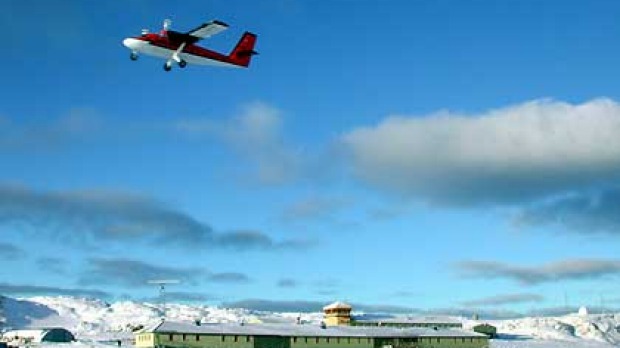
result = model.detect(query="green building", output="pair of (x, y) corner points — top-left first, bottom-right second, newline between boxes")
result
(351, 317), (462, 330)
(136, 321), (489, 348)
(472, 325), (496, 339)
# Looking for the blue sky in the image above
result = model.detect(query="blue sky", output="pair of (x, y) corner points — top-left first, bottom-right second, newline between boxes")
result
(1, 0), (620, 318)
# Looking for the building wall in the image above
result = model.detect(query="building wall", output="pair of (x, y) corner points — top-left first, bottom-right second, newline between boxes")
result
(151, 333), (254, 348)
(255, 336), (290, 348)
(415, 336), (488, 348)
(139, 333), (488, 348)
(136, 333), (155, 348)
(291, 336), (373, 348)
(324, 316), (351, 326)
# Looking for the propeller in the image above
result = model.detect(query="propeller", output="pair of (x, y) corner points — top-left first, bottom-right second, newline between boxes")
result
(163, 19), (172, 31)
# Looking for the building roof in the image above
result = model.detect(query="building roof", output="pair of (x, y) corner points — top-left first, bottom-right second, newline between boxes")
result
(323, 302), (352, 311)
(352, 315), (462, 325)
(144, 321), (486, 338)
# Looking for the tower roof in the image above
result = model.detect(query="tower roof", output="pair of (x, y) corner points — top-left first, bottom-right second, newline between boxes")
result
(323, 301), (352, 310)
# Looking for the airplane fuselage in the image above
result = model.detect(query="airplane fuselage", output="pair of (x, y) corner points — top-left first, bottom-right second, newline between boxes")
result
(123, 33), (241, 68)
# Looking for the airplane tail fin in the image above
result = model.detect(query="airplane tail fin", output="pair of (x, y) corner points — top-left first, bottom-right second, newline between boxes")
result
(161, 19), (172, 36)
(228, 32), (258, 67)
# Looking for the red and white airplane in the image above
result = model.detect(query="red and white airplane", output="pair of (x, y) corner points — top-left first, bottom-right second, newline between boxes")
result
(122, 19), (257, 71)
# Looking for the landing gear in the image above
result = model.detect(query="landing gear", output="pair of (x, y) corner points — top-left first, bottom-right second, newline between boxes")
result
(164, 61), (172, 71)
(130, 51), (138, 61)
(178, 59), (187, 68)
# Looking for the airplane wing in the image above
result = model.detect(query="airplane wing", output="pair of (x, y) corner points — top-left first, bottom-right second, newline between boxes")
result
(187, 20), (229, 40)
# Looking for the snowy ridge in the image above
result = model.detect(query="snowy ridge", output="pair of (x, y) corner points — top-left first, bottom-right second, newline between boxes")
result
(0, 296), (619, 347)
(484, 313), (620, 345)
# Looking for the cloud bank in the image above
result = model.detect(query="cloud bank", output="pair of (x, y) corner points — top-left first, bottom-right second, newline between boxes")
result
(516, 187), (620, 234)
(208, 272), (251, 284)
(0, 109), (100, 151)
(281, 196), (350, 222)
(341, 98), (620, 205)
(79, 258), (205, 287)
(277, 278), (298, 288)
(460, 293), (545, 307)
(79, 258), (252, 288)
(0, 183), (313, 251)
(0, 242), (23, 260)
(0, 283), (110, 299)
(142, 291), (214, 303)
(456, 259), (620, 285)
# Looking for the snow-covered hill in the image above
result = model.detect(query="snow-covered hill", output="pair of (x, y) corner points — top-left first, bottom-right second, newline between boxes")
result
(1, 296), (618, 347)
(0, 296), (324, 340)
(464, 314), (620, 347)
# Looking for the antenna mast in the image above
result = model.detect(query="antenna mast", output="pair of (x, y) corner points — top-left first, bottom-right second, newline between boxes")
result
(148, 279), (180, 319)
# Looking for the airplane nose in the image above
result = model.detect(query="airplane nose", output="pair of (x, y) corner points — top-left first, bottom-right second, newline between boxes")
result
(122, 38), (138, 49)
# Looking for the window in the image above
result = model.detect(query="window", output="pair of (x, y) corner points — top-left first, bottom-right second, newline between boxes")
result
(222, 336), (225, 342)
(234, 335), (238, 342)
(182, 334), (186, 341)
(169, 334), (173, 341)
(293, 337), (297, 343)
(196, 335), (200, 341)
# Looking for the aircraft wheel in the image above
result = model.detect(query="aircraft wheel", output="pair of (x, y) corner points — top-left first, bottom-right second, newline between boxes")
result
(179, 60), (187, 68)
(130, 52), (138, 61)
(164, 62), (172, 71)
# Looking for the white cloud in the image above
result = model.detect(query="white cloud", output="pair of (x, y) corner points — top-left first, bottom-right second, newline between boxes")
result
(341, 98), (620, 205)
(177, 102), (303, 185)
(455, 258), (620, 285)
(0, 108), (100, 150)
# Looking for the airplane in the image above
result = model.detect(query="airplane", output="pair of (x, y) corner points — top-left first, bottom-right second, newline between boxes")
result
(122, 19), (257, 71)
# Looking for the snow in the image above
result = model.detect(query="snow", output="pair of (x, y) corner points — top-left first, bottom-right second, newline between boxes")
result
(465, 313), (620, 347)
(492, 338), (616, 348)
(1, 296), (619, 347)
